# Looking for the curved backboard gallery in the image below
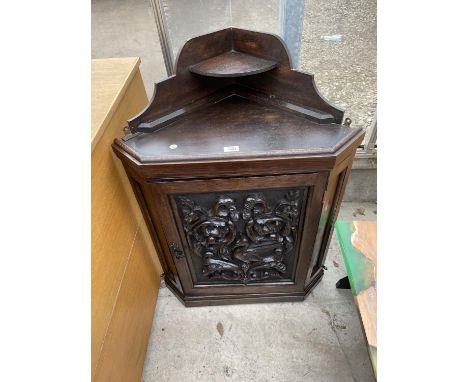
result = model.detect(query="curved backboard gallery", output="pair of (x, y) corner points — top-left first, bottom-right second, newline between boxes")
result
(127, 28), (344, 133)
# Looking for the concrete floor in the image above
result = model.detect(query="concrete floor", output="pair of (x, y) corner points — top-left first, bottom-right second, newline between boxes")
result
(142, 202), (376, 382)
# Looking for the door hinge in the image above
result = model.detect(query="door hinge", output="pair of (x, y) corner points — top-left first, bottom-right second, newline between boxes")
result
(169, 242), (184, 259)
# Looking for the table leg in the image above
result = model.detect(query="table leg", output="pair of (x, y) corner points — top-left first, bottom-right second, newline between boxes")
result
(336, 276), (350, 289)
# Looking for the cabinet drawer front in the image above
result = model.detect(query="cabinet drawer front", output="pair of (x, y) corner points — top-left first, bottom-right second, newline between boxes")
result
(150, 173), (327, 296)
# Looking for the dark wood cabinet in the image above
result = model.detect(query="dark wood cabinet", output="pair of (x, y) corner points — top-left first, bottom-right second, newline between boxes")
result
(112, 28), (364, 306)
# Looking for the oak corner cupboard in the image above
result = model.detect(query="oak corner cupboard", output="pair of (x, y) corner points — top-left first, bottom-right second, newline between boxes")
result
(112, 28), (364, 307)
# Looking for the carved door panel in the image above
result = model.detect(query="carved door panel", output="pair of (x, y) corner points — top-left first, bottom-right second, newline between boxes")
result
(150, 173), (327, 296)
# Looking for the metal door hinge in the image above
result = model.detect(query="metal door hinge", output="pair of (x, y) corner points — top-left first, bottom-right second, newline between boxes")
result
(169, 242), (184, 259)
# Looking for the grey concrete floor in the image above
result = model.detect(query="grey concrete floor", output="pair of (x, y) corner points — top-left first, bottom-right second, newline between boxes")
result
(142, 202), (376, 382)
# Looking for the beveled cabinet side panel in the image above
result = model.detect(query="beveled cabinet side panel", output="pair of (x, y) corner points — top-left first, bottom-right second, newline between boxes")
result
(150, 173), (327, 300)
(119, 166), (185, 295)
(305, 153), (355, 288)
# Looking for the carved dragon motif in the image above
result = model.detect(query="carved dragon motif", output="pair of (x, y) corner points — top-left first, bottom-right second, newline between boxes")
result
(177, 191), (301, 283)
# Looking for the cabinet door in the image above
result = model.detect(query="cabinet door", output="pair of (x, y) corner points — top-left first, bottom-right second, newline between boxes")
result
(150, 173), (327, 296)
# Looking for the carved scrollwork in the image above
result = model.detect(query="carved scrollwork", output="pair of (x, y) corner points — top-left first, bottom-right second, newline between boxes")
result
(177, 191), (302, 283)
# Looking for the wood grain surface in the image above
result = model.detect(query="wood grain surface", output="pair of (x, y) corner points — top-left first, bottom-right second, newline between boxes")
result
(189, 50), (277, 77)
(92, 58), (162, 382)
(336, 220), (377, 377)
(122, 96), (360, 163)
(351, 221), (377, 348)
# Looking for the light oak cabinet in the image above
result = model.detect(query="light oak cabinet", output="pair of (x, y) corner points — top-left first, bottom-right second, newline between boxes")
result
(92, 57), (162, 381)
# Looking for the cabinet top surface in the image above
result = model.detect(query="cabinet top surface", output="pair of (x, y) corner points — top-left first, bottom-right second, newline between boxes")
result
(118, 96), (361, 163)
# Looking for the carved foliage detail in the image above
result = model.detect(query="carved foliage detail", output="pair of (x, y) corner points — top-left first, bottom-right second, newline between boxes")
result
(177, 190), (301, 283)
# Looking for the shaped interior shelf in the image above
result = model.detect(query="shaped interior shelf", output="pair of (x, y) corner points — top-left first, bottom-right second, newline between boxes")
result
(189, 51), (277, 77)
